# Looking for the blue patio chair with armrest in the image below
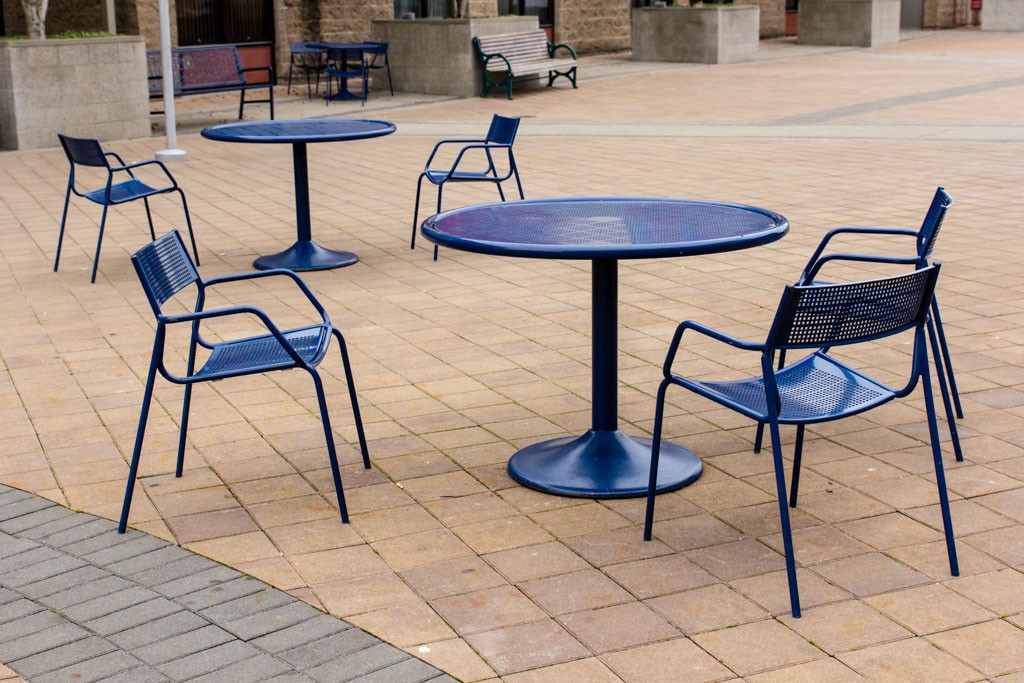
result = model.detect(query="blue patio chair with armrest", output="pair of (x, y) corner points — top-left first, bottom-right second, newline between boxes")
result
(410, 114), (524, 260)
(56, 133), (200, 284)
(288, 41), (325, 97)
(644, 265), (960, 617)
(364, 42), (393, 95)
(325, 47), (368, 106)
(753, 187), (963, 459)
(118, 230), (370, 533)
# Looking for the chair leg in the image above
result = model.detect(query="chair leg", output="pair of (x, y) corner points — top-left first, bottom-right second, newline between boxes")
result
(496, 182), (507, 202)
(644, 380), (671, 541)
(753, 422), (765, 453)
(333, 328), (371, 469)
(385, 60), (394, 96)
(433, 183), (444, 261)
(928, 318), (964, 462)
(411, 174), (426, 250)
(932, 298), (964, 419)
(308, 368), (350, 524)
(55, 184), (73, 272)
(143, 197), (157, 241)
(287, 61), (294, 95)
(768, 417), (801, 618)
(175, 189), (201, 266)
(119, 342), (161, 533)
(176, 383), (193, 478)
(512, 167), (525, 200)
(90, 203), (110, 284)
(789, 424), (805, 507)
(919, 349), (960, 577)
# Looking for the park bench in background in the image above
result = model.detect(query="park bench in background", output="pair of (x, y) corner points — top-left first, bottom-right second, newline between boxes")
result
(147, 45), (274, 120)
(472, 30), (577, 99)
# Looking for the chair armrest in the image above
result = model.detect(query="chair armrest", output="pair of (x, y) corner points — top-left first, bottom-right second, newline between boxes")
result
(202, 269), (331, 325)
(160, 305), (306, 366)
(799, 225), (917, 282)
(801, 252), (921, 284)
(547, 42), (577, 59)
(441, 142), (509, 178)
(662, 320), (763, 378)
(104, 151), (128, 166)
(423, 138), (488, 168)
(110, 158), (178, 186)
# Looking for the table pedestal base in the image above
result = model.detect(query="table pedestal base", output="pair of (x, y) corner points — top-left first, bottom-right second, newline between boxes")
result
(254, 240), (358, 271)
(507, 429), (702, 498)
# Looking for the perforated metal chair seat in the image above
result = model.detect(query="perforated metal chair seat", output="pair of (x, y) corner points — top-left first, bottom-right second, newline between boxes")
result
(688, 352), (894, 424)
(196, 326), (329, 379)
(424, 169), (497, 184)
(83, 179), (168, 205)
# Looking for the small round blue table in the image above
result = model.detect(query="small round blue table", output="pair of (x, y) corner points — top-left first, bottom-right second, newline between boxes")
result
(422, 197), (789, 498)
(201, 118), (395, 271)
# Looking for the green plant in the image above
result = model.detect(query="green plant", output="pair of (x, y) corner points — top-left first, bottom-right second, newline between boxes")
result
(0, 30), (114, 40)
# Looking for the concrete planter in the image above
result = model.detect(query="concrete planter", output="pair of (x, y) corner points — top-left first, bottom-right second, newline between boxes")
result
(631, 5), (760, 65)
(370, 16), (540, 98)
(798, 0), (900, 47)
(982, 0), (1024, 30)
(0, 36), (150, 151)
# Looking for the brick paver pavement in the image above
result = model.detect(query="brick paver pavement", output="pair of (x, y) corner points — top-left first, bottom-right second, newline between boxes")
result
(1, 28), (1023, 682)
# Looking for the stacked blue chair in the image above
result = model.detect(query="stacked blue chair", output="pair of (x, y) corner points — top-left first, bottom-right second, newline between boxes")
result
(411, 114), (525, 260)
(56, 134), (200, 283)
(325, 47), (368, 106)
(644, 265), (960, 617)
(753, 187), (963, 460)
(119, 231), (370, 533)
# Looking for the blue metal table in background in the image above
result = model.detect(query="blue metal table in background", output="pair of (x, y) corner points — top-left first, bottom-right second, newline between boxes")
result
(202, 118), (395, 270)
(422, 197), (789, 498)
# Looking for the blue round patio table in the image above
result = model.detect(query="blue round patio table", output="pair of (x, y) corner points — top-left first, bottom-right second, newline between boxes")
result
(422, 197), (789, 498)
(201, 118), (395, 271)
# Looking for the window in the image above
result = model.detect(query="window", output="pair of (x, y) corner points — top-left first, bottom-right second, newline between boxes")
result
(394, 0), (447, 18)
(498, 0), (554, 28)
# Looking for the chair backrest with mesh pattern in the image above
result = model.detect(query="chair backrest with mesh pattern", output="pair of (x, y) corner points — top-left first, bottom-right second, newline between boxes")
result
(58, 134), (110, 169)
(917, 186), (952, 262)
(485, 115), (520, 146)
(768, 265), (940, 351)
(132, 231), (201, 318)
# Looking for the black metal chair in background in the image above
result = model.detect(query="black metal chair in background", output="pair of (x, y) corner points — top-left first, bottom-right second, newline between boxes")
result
(119, 231), (370, 533)
(287, 41), (326, 97)
(56, 133), (200, 283)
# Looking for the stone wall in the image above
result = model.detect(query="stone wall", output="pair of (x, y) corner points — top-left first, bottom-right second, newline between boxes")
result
(982, 0), (1024, 30)
(557, 0), (630, 51)
(743, 0), (785, 37)
(0, 37), (150, 149)
(923, 0), (958, 27)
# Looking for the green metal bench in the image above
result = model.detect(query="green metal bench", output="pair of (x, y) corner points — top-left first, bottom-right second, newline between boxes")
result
(472, 30), (578, 100)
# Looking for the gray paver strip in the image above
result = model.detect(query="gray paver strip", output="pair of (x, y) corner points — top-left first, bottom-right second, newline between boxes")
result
(0, 485), (444, 683)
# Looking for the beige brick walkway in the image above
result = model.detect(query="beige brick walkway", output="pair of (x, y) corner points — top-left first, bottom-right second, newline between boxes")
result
(2, 29), (1024, 681)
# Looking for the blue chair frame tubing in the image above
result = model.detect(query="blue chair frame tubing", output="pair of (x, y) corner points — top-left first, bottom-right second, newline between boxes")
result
(753, 187), (963, 457)
(411, 115), (524, 260)
(56, 134), (200, 284)
(118, 231), (370, 533)
(643, 265), (960, 618)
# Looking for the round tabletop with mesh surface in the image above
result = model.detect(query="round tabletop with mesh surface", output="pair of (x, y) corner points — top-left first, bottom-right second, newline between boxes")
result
(200, 118), (395, 144)
(423, 196), (788, 499)
(421, 197), (788, 259)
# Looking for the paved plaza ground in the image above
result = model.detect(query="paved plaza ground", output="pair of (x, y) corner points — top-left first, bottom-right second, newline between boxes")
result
(1, 27), (1024, 682)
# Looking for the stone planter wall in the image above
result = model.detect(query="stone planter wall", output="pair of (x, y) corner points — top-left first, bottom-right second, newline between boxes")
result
(370, 16), (539, 97)
(798, 0), (900, 47)
(982, 0), (1024, 30)
(0, 37), (150, 151)
(631, 5), (760, 65)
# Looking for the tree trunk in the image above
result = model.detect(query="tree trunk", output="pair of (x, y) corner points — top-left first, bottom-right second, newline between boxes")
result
(450, 0), (469, 18)
(22, 0), (49, 39)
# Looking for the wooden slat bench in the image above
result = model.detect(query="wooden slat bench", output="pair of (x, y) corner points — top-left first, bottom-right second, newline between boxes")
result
(472, 31), (578, 100)
(147, 45), (274, 120)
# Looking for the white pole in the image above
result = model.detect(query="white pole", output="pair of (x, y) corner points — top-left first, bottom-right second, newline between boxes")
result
(104, 0), (116, 34)
(156, 0), (187, 163)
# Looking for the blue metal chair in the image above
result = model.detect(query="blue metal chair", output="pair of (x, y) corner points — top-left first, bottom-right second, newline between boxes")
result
(119, 231), (370, 533)
(325, 47), (368, 106)
(411, 114), (525, 260)
(287, 41), (325, 97)
(644, 265), (959, 617)
(364, 42), (393, 96)
(754, 187), (963, 459)
(56, 134), (200, 284)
